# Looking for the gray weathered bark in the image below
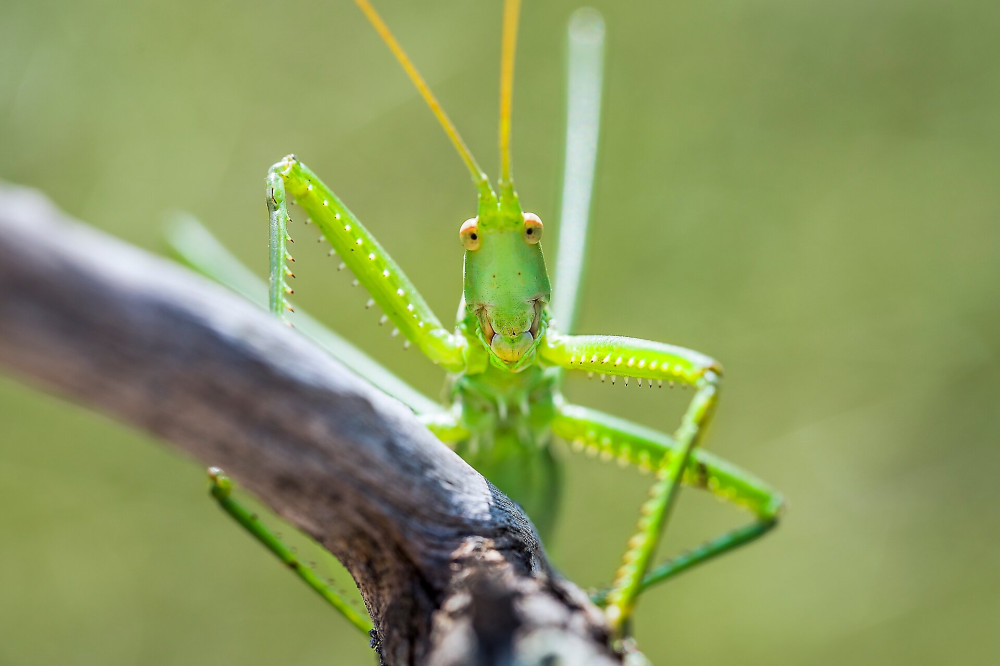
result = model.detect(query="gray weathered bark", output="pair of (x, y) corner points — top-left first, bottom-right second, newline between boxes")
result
(0, 183), (624, 665)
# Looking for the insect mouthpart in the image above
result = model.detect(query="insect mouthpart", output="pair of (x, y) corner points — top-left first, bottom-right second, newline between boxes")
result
(528, 297), (543, 338)
(477, 308), (496, 342)
(476, 299), (545, 364)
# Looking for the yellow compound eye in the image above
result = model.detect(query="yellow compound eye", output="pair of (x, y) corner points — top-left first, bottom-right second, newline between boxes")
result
(523, 212), (543, 244)
(460, 217), (481, 250)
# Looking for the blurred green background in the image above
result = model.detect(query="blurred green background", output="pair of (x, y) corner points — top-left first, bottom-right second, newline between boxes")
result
(2, 0), (999, 664)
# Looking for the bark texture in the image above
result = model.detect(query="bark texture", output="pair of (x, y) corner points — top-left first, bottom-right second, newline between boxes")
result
(0, 183), (627, 665)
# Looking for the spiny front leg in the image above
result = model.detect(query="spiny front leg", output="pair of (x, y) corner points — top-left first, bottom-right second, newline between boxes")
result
(266, 155), (466, 371)
(169, 215), (442, 414)
(540, 333), (722, 632)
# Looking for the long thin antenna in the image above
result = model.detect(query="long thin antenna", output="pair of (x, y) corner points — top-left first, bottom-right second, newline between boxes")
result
(498, 0), (522, 186)
(354, 0), (493, 197)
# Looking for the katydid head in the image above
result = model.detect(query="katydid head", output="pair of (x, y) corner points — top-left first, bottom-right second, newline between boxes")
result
(461, 190), (551, 368)
(355, 0), (545, 366)
(455, 0), (550, 370)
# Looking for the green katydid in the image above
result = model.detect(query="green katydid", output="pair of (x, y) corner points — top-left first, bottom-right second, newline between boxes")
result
(170, 0), (785, 644)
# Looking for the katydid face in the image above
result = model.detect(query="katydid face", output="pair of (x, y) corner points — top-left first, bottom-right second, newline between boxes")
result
(461, 210), (551, 367)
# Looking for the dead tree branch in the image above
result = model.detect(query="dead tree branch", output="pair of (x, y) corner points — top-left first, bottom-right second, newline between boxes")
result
(0, 183), (622, 666)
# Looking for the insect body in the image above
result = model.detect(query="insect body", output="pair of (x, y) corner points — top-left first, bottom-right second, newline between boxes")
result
(179, 0), (785, 645)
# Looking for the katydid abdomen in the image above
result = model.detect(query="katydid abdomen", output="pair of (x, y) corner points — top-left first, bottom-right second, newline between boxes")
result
(449, 361), (561, 536)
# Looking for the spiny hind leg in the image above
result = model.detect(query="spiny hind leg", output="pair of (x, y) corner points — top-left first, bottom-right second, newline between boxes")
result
(207, 467), (374, 634)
